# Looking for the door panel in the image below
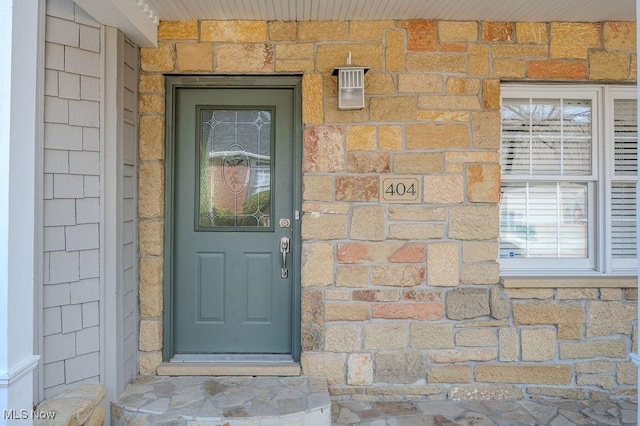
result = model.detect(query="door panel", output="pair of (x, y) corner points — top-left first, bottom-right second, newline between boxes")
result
(244, 253), (272, 322)
(197, 252), (225, 321)
(172, 87), (295, 356)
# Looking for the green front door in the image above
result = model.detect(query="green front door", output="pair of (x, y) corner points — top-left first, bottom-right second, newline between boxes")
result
(169, 81), (299, 358)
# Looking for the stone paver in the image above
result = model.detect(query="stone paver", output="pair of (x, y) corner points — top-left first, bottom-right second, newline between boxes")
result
(113, 376), (636, 425)
(112, 376), (331, 425)
(332, 399), (638, 426)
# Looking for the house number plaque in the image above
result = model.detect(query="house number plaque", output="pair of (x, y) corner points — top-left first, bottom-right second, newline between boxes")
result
(379, 176), (421, 203)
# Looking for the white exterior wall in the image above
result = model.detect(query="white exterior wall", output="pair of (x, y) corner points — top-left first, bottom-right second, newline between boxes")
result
(42, 0), (102, 399)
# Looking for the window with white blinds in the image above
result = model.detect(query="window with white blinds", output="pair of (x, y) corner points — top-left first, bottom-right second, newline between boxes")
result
(500, 85), (637, 276)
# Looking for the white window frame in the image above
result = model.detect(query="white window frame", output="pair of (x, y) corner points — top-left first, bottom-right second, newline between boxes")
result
(500, 84), (637, 277)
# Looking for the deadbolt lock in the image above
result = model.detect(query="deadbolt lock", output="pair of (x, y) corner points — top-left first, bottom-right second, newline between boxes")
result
(279, 218), (291, 228)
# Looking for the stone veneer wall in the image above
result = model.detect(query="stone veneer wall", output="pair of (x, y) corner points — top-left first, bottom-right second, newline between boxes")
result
(137, 19), (638, 400)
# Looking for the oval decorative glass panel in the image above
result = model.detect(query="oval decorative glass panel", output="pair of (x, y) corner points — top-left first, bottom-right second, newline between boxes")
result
(222, 143), (251, 194)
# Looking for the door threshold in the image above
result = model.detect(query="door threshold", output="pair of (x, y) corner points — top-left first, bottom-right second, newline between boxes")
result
(170, 354), (294, 363)
(157, 361), (301, 376)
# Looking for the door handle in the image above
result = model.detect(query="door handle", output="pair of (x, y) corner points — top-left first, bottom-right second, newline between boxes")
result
(280, 237), (290, 278)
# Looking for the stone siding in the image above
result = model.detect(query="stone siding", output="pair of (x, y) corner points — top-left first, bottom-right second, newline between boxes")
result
(138, 19), (638, 400)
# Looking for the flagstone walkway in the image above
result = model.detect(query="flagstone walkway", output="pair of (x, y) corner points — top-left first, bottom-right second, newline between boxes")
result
(111, 375), (637, 425)
(332, 399), (638, 425)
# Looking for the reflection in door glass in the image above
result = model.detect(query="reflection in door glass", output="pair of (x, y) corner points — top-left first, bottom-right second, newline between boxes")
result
(199, 109), (272, 228)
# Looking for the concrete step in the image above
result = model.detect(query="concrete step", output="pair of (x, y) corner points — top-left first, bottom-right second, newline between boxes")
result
(111, 375), (331, 425)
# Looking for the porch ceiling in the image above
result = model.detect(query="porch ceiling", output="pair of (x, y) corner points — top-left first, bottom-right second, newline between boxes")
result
(146, 0), (635, 23)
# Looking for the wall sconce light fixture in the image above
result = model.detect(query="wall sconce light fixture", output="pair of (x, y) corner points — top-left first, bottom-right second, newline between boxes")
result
(333, 52), (369, 110)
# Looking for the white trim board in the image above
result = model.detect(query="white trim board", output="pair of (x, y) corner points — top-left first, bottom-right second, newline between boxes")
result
(74, 0), (157, 47)
(0, 356), (40, 388)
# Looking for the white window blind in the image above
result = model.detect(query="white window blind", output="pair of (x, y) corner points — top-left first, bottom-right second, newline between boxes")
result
(611, 182), (636, 258)
(500, 182), (588, 259)
(613, 99), (637, 176)
(501, 99), (592, 176)
(611, 97), (637, 261)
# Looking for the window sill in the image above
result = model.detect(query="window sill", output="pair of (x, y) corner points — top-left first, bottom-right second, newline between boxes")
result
(502, 276), (637, 288)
